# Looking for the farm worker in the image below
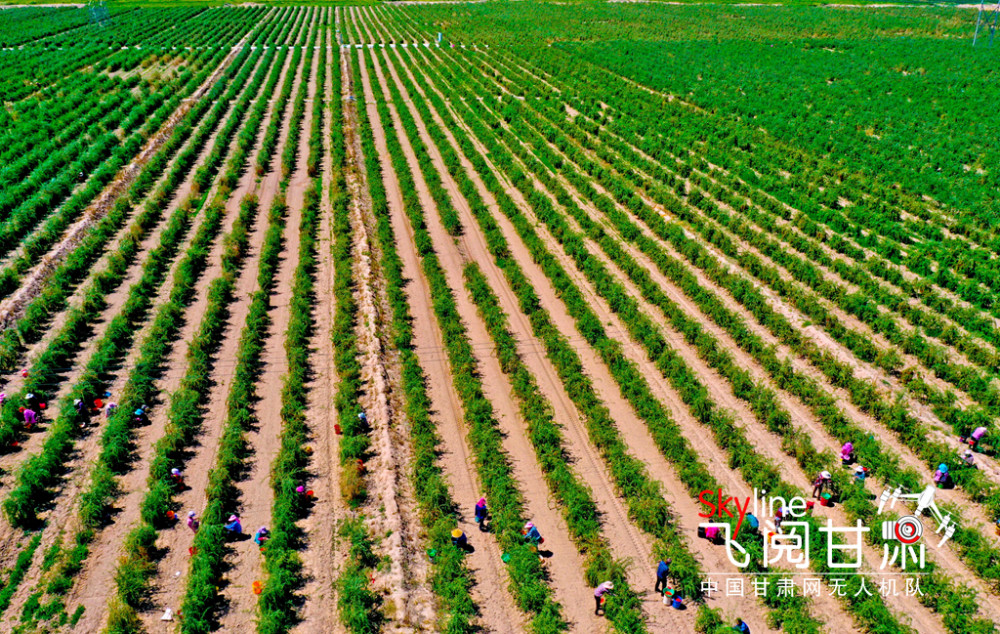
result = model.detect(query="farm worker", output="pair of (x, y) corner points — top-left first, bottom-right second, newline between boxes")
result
(170, 468), (184, 486)
(745, 513), (760, 533)
(451, 528), (467, 548)
(358, 411), (367, 426)
(106, 402), (117, 419)
(962, 449), (976, 468)
(187, 511), (199, 533)
(773, 511), (784, 531)
(253, 527), (270, 547)
(0, 392), (5, 405)
(224, 515), (242, 534)
(523, 522), (542, 544)
(655, 559), (671, 594)
(934, 464), (949, 487)
(970, 426), (988, 449)
(23, 408), (36, 429)
(296, 485), (307, 497)
(75, 399), (85, 414)
(812, 471), (832, 498)
(840, 442), (854, 466)
(704, 525), (721, 543)
(20, 368), (28, 378)
(734, 618), (751, 633)
(593, 581), (613, 616)
(93, 398), (103, 411)
(474, 497), (488, 528)
(853, 464), (868, 484)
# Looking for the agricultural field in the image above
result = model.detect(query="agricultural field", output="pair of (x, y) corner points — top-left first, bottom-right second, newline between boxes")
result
(0, 2), (998, 633)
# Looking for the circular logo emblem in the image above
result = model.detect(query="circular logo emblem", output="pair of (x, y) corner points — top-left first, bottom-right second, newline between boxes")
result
(895, 516), (923, 544)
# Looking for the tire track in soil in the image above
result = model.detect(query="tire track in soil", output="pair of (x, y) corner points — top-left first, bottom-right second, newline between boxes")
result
(0, 50), (275, 627)
(136, 27), (311, 629)
(406, 44), (875, 633)
(353, 46), (524, 634)
(293, 21), (344, 634)
(65, 41), (300, 633)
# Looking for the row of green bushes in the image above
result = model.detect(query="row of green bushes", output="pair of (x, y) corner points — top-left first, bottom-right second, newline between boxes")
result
(183, 15), (320, 631)
(181, 26), (318, 632)
(257, 20), (327, 634)
(106, 193), (261, 633)
(359, 48), (566, 632)
(452, 51), (1000, 629)
(0, 46), (258, 525)
(103, 37), (294, 632)
(333, 48), (383, 633)
(406, 44), (825, 630)
(420, 46), (912, 632)
(378, 49), (646, 631)
(0, 49), (233, 376)
(256, 17), (307, 177)
(485, 62), (1000, 598)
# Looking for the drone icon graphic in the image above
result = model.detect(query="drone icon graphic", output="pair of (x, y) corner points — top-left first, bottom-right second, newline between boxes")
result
(877, 484), (956, 548)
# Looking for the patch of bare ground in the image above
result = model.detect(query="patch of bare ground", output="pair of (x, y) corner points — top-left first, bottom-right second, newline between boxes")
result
(353, 46), (523, 634)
